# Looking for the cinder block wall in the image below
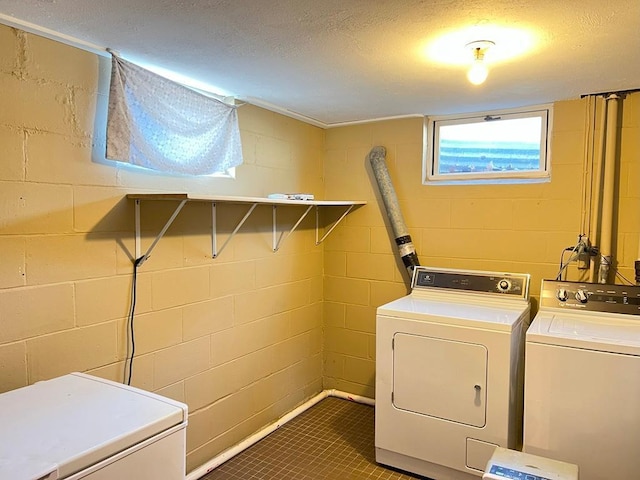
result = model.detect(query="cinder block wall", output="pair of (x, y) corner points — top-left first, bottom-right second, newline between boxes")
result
(3, 20), (640, 475)
(0, 25), (325, 471)
(322, 96), (640, 397)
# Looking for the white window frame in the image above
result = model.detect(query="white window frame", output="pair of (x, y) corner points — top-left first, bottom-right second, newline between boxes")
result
(423, 104), (553, 185)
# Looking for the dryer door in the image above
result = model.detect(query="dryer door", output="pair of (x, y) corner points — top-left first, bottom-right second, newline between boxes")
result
(392, 333), (487, 427)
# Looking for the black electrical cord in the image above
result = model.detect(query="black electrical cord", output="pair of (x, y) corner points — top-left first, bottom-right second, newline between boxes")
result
(125, 256), (144, 385)
(556, 246), (578, 281)
(556, 250), (566, 280)
(557, 246), (634, 285)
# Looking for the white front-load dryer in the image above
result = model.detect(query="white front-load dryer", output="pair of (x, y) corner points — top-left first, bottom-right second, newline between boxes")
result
(376, 267), (531, 480)
(524, 279), (640, 480)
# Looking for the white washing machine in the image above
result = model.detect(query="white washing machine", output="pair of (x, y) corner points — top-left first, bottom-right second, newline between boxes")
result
(376, 266), (531, 480)
(524, 279), (640, 480)
(0, 373), (188, 480)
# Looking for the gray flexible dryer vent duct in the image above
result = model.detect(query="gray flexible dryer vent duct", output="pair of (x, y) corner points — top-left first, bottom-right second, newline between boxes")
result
(368, 146), (420, 277)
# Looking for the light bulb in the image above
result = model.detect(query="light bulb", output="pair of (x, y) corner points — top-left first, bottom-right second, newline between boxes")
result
(467, 59), (488, 85)
(465, 41), (494, 85)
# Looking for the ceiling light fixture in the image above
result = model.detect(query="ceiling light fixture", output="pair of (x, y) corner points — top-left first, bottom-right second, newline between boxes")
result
(466, 40), (494, 85)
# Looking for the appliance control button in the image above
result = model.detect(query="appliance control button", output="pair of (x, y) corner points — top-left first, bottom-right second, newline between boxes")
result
(498, 279), (511, 291)
(557, 288), (569, 302)
(575, 289), (588, 303)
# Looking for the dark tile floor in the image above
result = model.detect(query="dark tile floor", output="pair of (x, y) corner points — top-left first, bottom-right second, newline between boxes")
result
(201, 396), (427, 480)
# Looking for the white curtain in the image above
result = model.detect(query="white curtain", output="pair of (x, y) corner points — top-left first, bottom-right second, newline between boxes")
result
(106, 55), (243, 175)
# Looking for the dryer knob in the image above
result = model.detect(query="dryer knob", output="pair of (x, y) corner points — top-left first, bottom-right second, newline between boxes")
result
(557, 288), (569, 302)
(497, 279), (511, 292)
(575, 289), (588, 303)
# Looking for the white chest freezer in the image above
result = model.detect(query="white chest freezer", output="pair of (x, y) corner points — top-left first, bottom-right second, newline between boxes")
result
(0, 373), (188, 480)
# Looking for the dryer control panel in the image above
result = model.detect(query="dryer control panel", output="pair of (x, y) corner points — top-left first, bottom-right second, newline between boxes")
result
(411, 267), (530, 300)
(541, 279), (640, 315)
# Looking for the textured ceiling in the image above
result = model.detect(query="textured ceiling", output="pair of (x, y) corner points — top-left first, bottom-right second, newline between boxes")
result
(0, 0), (639, 126)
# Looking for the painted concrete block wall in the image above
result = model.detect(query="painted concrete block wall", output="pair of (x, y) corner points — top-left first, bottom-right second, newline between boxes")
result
(0, 25), (325, 472)
(2, 19), (639, 475)
(323, 94), (640, 398)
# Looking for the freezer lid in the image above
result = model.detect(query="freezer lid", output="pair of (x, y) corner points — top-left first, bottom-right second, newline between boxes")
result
(0, 373), (187, 480)
(0, 457), (59, 480)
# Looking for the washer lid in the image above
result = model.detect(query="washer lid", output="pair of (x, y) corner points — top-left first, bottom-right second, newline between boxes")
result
(527, 311), (640, 356)
(377, 295), (529, 332)
(0, 373), (187, 480)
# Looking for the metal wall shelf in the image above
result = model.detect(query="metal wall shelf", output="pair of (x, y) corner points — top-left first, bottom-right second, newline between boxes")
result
(127, 194), (366, 266)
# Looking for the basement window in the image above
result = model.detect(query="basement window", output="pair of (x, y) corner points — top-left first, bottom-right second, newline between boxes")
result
(106, 55), (243, 177)
(423, 105), (552, 184)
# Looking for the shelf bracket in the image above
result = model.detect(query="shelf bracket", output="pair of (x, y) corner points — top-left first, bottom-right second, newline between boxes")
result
(272, 205), (314, 252)
(134, 198), (187, 267)
(129, 194), (364, 264)
(315, 204), (356, 245)
(212, 202), (258, 258)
